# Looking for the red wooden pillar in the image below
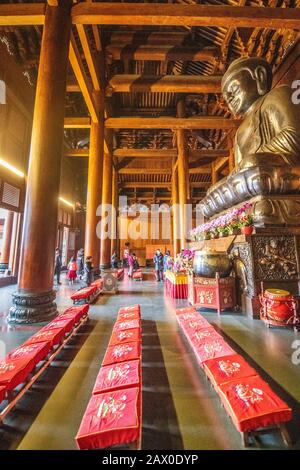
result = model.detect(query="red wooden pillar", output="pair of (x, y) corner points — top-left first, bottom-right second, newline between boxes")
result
(0, 211), (14, 271)
(84, 118), (104, 269)
(9, 1), (72, 323)
(177, 99), (190, 250)
(100, 151), (113, 269)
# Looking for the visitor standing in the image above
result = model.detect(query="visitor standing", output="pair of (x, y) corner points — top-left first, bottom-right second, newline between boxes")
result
(54, 247), (62, 285)
(82, 256), (94, 287)
(67, 256), (78, 285)
(111, 250), (119, 269)
(128, 252), (134, 278)
(154, 249), (164, 282)
(76, 248), (84, 279)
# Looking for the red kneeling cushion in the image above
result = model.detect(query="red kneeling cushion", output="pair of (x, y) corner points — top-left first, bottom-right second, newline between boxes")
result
(132, 271), (142, 279)
(217, 375), (292, 432)
(191, 337), (234, 367)
(203, 353), (258, 390)
(177, 313), (211, 336)
(76, 387), (140, 449)
(0, 357), (35, 390)
(6, 341), (51, 367)
(0, 385), (6, 403)
(93, 360), (140, 394)
(91, 279), (103, 289)
(118, 305), (140, 315)
(188, 327), (223, 347)
(71, 286), (96, 301)
(109, 328), (141, 347)
(58, 304), (89, 323)
(175, 307), (197, 315)
(24, 327), (66, 348)
(117, 310), (140, 322)
(113, 319), (140, 332)
(42, 317), (76, 334)
(102, 341), (141, 366)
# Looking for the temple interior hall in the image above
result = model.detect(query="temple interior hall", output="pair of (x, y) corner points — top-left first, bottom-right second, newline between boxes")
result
(0, 0), (300, 452)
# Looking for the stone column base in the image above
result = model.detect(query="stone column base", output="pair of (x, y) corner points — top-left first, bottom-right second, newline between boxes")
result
(8, 290), (58, 324)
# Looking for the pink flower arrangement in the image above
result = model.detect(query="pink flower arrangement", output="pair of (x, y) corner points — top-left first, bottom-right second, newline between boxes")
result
(190, 202), (253, 241)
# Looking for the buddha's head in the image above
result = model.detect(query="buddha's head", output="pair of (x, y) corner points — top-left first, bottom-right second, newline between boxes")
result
(222, 57), (272, 116)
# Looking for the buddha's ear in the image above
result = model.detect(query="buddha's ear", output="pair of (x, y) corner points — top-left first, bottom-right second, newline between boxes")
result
(254, 66), (268, 96)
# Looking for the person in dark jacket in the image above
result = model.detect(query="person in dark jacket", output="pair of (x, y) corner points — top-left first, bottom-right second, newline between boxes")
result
(111, 250), (119, 269)
(54, 247), (62, 285)
(153, 249), (164, 282)
(82, 256), (94, 287)
(76, 248), (84, 279)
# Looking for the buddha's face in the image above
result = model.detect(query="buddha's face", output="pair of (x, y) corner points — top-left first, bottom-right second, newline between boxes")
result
(222, 69), (261, 116)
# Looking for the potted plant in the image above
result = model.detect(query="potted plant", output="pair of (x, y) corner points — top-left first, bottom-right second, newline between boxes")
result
(238, 213), (254, 235)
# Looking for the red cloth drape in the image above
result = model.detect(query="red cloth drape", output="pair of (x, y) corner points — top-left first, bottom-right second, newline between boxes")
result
(24, 327), (65, 348)
(117, 310), (140, 322)
(0, 385), (6, 403)
(76, 387), (140, 449)
(113, 319), (141, 332)
(109, 328), (141, 346)
(218, 376), (292, 432)
(0, 357), (35, 390)
(164, 278), (188, 299)
(102, 342), (141, 366)
(6, 341), (51, 367)
(118, 305), (140, 315)
(203, 353), (258, 390)
(93, 360), (140, 395)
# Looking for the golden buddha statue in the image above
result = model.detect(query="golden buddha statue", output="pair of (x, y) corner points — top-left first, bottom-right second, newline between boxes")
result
(200, 57), (300, 226)
(222, 57), (300, 170)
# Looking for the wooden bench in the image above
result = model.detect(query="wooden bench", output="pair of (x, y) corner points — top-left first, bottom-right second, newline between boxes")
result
(75, 304), (142, 450)
(0, 305), (89, 425)
(176, 308), (293, 447)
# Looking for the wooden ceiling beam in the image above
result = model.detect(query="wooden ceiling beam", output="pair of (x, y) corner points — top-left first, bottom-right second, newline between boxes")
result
(64, 117), (91, 128)
(64, 148), (89, 157)
(66, 76), (81, 92)
(106, 117), (239, 130)
(109, 31), (189, 45)
(189, 149), (229, 159)
(119, 168), (172, 175)
(113, 148), (177, 158)
(75, 24), (101, 91)
(107, 74), (221, 95)
(69, 33), (98, 123)
(120, 182), (171, 189)
(0, 4), (45, 26)
(72, 4), (300, 30)
(105, 45), (219, 63)
(189, 167), (211, 174)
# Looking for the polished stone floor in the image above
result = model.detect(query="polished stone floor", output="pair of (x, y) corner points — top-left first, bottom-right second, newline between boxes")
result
(0, 272), (300, 450)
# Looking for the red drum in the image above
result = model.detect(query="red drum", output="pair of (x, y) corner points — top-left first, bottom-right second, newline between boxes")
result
(259, 288), (299, 327)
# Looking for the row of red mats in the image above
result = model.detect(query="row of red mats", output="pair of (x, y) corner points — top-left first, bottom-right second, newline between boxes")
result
(0, 305), (89, 401)
(175, 307), (292, 445)
(71, 279), (103, 304)
(76, 304), (142, 450)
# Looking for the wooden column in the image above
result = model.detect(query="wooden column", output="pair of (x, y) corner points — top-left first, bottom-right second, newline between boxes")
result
(211, 161), (218, 185)
(0, 211), (14, 271)
(100, 150), (113, 269)
(85, 119), (104, 269)
(177, 99), (190, 250)
(172, 167), (180, 257)
(9, 1), (72, 323)
(111, 167), (118, 256)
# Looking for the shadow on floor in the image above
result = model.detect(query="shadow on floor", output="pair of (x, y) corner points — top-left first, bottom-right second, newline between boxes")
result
(141, 319), (184, 450)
